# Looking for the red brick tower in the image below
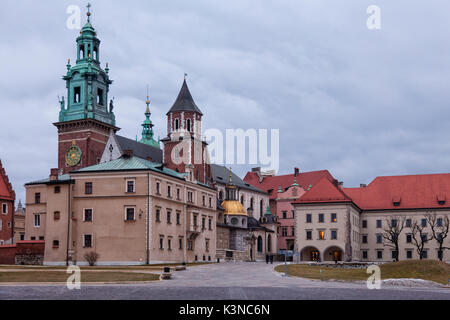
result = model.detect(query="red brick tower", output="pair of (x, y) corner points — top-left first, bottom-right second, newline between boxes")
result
(161, 79), (213, 185)
(0, 160), (15, 244)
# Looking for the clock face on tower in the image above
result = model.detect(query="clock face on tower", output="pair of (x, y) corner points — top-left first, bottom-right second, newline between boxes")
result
(65, 145), (82, 167)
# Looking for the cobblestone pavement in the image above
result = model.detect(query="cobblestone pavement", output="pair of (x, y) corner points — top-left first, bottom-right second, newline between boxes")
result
(0, 262), (449, 300)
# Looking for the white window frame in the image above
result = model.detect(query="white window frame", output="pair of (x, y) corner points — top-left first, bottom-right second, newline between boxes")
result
(126, 179), (135, 193)
(34, 214), (41, 227)
(1, 203), (7, 214)
(83, 234), (93, 248)
(83, 208), (94, 222)
(125, 206), (136, 221)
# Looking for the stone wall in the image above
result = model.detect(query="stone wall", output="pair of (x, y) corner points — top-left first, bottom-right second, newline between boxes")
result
(0, 241), (45, 265)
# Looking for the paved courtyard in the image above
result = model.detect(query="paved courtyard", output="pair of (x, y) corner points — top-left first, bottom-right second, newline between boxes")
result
(0, 262), (449, 300)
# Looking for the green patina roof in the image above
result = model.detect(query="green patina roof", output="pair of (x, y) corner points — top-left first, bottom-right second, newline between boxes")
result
(73, 156), (185, 179)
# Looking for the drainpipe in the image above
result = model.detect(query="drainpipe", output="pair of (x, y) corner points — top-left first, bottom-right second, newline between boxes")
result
(66, 183), (71, 266)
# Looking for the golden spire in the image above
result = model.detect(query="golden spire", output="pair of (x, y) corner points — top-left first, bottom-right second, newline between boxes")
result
(145, 85), (151, 114)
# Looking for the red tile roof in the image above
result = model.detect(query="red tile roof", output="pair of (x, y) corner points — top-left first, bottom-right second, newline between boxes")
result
(294, 177), (353, 204)
(0, 160), (15, 201)
(294, 172), (450, 211)
(344, 173), (450, 210)
(244, 170), (334, 199)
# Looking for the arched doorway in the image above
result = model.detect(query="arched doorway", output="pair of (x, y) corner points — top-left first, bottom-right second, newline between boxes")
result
(300, 246), (321, 261)
(324, 246), (343, 262)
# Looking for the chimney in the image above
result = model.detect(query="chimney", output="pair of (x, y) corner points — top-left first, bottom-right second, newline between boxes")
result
(360, 184), (367, 188)
(123, 150), (133, 157)
(50, 168), (59, 181)
(294, 168), (299, 177)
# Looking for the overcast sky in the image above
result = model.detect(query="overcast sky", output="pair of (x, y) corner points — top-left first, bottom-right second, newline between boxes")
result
(1, 0), (450, 203)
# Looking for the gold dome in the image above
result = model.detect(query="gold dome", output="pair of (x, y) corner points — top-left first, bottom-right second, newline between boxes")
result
(221, 200), (247, 216)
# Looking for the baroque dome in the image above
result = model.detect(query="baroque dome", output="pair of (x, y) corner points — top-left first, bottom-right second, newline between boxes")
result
(221, 200), (246, 216)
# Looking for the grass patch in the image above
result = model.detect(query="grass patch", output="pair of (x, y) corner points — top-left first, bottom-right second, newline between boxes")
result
(0, 271), (160, 283)
(275, 260), (450, 285)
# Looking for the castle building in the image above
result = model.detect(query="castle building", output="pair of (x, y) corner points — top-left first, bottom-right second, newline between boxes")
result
(215, 168), (277, 261)
(244, 167), (334, 256)
(293, 174), (450, 262)
(24, 8), (218, 265)
(0, 160), (15, 244)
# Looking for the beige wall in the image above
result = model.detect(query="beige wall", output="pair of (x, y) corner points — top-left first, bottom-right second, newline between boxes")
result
(294, 203), (360, 261)
(360, 210), (450, 262)
(25, 170), (218, 266)
(294, 202), (450, 262)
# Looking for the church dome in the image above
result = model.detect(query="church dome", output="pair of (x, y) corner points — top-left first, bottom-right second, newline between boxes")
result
(221, 200), (246, 216)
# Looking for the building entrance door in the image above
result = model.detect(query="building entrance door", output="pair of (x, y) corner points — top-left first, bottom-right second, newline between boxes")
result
(311, 250), (320, 261)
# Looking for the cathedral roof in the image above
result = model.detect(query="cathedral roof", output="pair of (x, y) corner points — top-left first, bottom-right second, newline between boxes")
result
(116, 135), (162, 163)
(167, 79), (203, 115)
(211, 165), (266, 194)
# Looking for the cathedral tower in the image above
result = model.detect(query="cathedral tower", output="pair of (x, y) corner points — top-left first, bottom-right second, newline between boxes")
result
(161, 78), (212, 185)
(54, 5), (119, 174)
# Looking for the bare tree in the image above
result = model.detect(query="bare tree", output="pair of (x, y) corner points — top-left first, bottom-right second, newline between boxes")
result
(426, 212), (450, 261)
(410, 218), (434, 259)
(382, 216), (406, 261)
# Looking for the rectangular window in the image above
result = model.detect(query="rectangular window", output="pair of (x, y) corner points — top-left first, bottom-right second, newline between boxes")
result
(377, 251), (383, 259)
(97, 88), (104, 105)
(1, 203), (7, 214)
(376, 234), (382, 244)
(85, 182), (93, 195)
(282, 211), (287, 219)
(421, 250), (428, 259)
(188, 240), (193, 251)
(156, 182), (160, 195)
(421, 219), (427, 227)
(362, 220), (367, 228)
(306, 214), (312, 223)
(306, 230), (312, 240)
(155, 208), (161, 222)
(53, 240), (59, 248)
(362, 251), (368, 259)
(362, 235), (368, 244)
(391, 219), (397, 228)
(126, 208), (135, 221)
(127, 180), (135, 193)
(331, 213), (337, 223)
(83, 234), (92, 248)
(437, 218), (443, 227)
(193, 215), (198, 227)
(177, 188), (181, 200)
(318, 230), (325, 240)
(202, 217), (206, 230)
(168, 186), (171, 198)
(209, 197), (212, 208)
(159, 237), (164, 250)
(209, 218), (212, 230)
(188, 191), (194, 203)
(167, 210), (171, 224)
(331, 230), (337, 240)
(376, 220), (382, 228)
(206, 239), (210, 252)
(34, 214), (40, 227)
(202, 195), (206, 206)
(54, 211), (60, 221)
(406, 234), (412, 243)
(35, 193), (41, 204)
(405, 219), (411, 228)
(291, 227), (295, 236)
(406, 250), (413, 259)
(39, 236), (44, 241)
(421, 234), (428, 243)
(281, 227), (288, 237)
(179, 238), (183, 250)
(84, 209), (93, 222)
(391, 251), (398, 259)
(318, 214), (324, 223)
(176, 212), (181, 225)
(20, 233), (25, 241)
(74, 86), (81, 103)
(168, 238), (172, 250)
(54, 186), (61, 194)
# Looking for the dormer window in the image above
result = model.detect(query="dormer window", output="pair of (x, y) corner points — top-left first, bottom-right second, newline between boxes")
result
(392, 196), (401, 207)
(437, 194), (446, 205)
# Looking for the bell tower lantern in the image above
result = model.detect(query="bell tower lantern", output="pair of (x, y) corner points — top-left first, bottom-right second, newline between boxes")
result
(54, 4), (119, 174)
